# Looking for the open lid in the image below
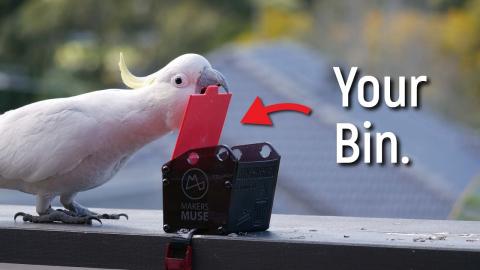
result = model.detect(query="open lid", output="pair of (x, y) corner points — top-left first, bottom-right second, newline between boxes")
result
(172, 85), (232, 159)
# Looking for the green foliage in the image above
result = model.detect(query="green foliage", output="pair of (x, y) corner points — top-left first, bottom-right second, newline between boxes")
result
(441, 0), (480, 102)
(0, 0), (253, 102)
(309, 0), (480, 131)
(237, 0), (313, 42)
(450, 177), (480, 220)
(1, 0), (479, 134)
(0, 91), (36, 113)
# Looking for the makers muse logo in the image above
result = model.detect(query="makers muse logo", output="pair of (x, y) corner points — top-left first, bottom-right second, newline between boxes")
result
(181, 168), (209, 200)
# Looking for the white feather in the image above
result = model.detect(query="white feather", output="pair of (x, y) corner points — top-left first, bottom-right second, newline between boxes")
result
(0, 53), (212, 200)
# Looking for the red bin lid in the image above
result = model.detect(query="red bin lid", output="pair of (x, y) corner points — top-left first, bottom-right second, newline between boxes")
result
(172, 85), (232, 159)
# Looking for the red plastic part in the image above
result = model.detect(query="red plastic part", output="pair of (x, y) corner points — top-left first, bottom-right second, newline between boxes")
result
(172, 85), (232, 159)
(165, 244), (193, 270)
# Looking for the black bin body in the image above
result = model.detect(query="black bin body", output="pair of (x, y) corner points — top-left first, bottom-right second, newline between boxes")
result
(162, 143), (280, 235)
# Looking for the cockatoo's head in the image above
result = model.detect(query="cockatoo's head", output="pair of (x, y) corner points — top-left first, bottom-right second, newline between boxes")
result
(118, 53), (229, 130)
(118, 53), (229, 95)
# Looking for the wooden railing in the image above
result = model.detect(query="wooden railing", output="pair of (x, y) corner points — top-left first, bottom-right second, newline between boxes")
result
(0, 205), (479, 270)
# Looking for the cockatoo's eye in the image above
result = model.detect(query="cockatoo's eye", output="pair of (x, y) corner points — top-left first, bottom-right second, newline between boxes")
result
(171, 73), (188, 88)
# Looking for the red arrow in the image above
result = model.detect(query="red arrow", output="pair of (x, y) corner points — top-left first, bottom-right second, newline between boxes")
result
(241, 97), (312, 126)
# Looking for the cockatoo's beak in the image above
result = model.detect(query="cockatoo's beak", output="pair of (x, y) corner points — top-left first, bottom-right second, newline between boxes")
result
(197, 67), (229, 94)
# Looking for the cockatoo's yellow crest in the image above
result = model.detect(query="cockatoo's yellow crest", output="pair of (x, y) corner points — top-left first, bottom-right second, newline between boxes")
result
(118, 52), (155, 89)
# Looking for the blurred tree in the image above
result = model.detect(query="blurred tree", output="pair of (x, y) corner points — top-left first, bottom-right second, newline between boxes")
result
(441, 0), (480, 101)
(236, 0), (313, 42)
(450, 176), (480, 220)
(1, 0), (478, 125)
(309, 0), (480, 129)
(430, 0), (469, 10)
(0, 0), (253, 105)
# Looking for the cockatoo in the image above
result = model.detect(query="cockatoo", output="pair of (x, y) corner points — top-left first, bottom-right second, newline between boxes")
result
(0, 53), (228, 224)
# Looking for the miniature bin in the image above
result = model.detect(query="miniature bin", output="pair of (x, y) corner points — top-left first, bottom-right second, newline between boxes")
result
(162, 142), (280, 235)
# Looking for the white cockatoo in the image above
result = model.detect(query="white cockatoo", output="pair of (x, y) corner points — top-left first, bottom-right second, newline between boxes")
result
(0, 53), (228, 224)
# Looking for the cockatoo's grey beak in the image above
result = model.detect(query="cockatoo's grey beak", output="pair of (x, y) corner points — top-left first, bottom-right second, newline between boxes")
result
(197, 67), (229, 93)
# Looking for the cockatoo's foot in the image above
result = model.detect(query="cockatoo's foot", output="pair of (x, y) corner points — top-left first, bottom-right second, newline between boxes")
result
(96, 213), (129, 220)
(14, 209), (101, 225)
(57, 209), (128, 220)
(62, 201), (128, 221)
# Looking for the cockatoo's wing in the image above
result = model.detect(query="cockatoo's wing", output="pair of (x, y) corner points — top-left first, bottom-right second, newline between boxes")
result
(0, 97), (103, 183)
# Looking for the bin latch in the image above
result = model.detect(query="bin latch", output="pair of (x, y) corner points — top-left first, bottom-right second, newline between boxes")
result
(165, 229), (197, 270)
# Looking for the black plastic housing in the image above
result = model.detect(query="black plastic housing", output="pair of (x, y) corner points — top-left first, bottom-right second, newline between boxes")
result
(162, 142), (280, 235)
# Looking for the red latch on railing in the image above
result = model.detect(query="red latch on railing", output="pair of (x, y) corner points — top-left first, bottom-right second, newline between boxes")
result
(165, 243), (192, 270)
(165, 229), (197, 270)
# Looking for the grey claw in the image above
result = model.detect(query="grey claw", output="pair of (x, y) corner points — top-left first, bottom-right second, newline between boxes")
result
(98, 213), (129, 220)
(14, 212), (26, 222)
(88, 216), (102, 225)
(98, 214), (109, 219)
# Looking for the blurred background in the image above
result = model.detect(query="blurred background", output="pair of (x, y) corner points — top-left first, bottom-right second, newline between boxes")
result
(0, 0), (479, 220)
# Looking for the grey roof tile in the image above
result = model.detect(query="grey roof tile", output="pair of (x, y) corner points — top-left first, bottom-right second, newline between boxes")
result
(209, 42), (478, 219)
